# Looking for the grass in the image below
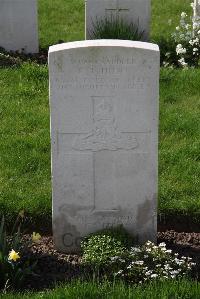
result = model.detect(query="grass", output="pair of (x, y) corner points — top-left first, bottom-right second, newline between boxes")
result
(0, 0), (199, 229)
(1, 280), (200, 299)
(38, 0), (85, 49)
(38, 0), (192, 48)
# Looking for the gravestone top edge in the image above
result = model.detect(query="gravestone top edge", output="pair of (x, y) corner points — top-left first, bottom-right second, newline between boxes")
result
(48, 40), (159, 55)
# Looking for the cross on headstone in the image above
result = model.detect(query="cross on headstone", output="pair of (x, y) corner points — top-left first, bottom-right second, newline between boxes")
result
(105, 1), (129, 19)
(59, 95), (139, 211)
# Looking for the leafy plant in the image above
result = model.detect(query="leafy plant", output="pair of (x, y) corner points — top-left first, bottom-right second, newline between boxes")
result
(81, 226), (134, 268)
(163, 1), (200, 68)
(88, 17), (144, 41)
(0, 215), (40, 291)
(113, 241), (196, 284)
(81, 227), (195, 284)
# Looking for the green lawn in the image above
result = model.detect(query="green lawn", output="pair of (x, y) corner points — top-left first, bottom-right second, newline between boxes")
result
(0, 0), (199, 229)
(1, 280), (200, 299)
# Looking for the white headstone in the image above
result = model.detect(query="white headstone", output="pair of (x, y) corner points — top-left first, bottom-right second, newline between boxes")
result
(85, 0), (151, 41)
(49, 40), (159, 253)
(193, 0), (200, 22)
(0, 0), (39, 53)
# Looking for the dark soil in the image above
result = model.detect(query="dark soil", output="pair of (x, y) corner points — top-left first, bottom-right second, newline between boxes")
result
(0, 47), (48, 67)
(21, 231), (200, 290)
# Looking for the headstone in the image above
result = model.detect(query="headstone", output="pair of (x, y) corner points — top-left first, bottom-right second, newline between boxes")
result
(85, 0), (151, 41)
(0, 0), (39, 53)
(49, 40), (159, 253)
(193, 0), (200, 23)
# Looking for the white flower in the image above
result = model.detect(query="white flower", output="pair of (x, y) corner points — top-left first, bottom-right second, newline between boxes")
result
(156, 264), (162, 268)
(146, 241), (153, 246)
(189, 39), (195, 45)
(176, 26), (180, 31)
(193, 47), (198, 54)
(151, 274), (158, 278)
(170, 270), (180, 275)
(185, 24), (191, 30)
(145, 270), (152, 276)
(181, 12), (187, 18)
(174, 258), (185, 265)
(158, 242), (166, 248)
(176, 44), (187, 55)
(116, 270), (123, 275)
(190, 262), (196, 267)
(131, 247), (141, 253)
(193, 37), (199, 44)
(134, 260), (144, 266)
(165, 249), (172, 254)
(178, 58), (188, 68)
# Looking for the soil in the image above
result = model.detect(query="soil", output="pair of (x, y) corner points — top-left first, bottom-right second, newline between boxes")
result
(21, 231), (200, 291)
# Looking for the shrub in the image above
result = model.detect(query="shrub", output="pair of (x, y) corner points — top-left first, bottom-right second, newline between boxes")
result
(81, 226), (134, 267)
(113, 241), (196, 284)
(88, 17), (144, 41)
(163, 1), (200, 68)
(81, 228), (196, 284)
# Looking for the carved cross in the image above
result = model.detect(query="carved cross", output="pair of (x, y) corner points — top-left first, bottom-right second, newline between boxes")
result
(59, 96), (139, 211)
(105, 0), (129, 20)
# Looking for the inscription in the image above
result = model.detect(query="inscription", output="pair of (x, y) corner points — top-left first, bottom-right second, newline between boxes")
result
(73, 97), (138, 152)
(74, 214), (135, 226)
(58, 75), (145, 91)
(69, 55), (138, 65)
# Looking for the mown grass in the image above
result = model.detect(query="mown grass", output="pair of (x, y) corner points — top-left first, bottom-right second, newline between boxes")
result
(38, 0), (85, 49)
(1, 280), (200, 299)
(0, 0), (199, 228)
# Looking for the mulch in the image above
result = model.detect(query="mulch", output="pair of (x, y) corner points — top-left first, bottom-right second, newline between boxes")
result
(22, 231), (200, 290)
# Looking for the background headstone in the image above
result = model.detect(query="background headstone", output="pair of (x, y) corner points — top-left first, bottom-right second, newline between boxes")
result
(0, 0), (39, 53)
(49, 40), (159, 253)
(85, 0), (151, 41)
(193, 0), (200, 20)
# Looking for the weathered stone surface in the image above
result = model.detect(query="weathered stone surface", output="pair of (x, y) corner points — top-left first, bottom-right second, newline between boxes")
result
(49, 40), (160, 252)
(0, 0), (38, 53)
(193, 0), (200, 19)
(85, 0), (151, 41)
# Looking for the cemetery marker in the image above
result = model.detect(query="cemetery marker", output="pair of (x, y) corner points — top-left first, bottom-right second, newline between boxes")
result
(49, 40), (160, 253)
(0, 0), (39, 53)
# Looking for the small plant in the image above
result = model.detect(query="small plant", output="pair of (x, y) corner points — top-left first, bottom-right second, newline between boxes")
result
(113, 241), (196, 284)
(0, 214), (41, 291)
(163, 1), (200, 68)
(81, 228), (196, 284)
(81, 226), (134, 268)
(88, 17), (144, 41)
